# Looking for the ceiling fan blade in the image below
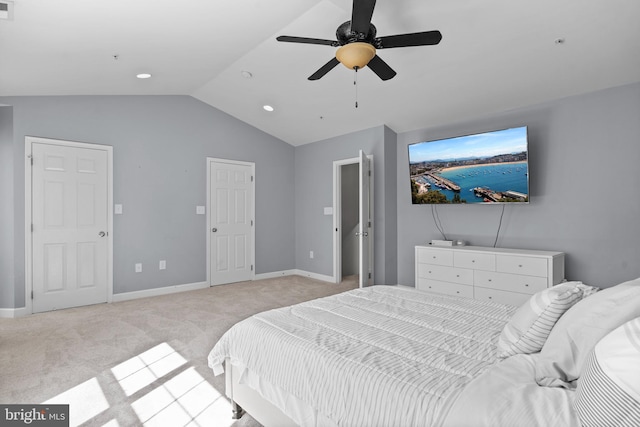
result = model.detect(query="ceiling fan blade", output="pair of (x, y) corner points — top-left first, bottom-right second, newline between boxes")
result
(276, 35), (338, 46)
(366, 55), (396, 80)
(351, 0), (377, 35)
(376, 30), (442, 49)
(308, 57), (341, 80)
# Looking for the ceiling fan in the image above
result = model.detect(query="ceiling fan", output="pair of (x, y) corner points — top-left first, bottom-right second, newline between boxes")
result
(276, 0), (442, 81)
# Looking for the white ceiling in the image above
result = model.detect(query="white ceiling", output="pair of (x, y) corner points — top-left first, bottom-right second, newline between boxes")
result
(1, 0), (639, 146)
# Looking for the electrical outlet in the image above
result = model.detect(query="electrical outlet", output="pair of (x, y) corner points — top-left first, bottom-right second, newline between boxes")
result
(135, 263), (142, 273)
(159, 260), (166, 270)
(309, 251), (314, 259)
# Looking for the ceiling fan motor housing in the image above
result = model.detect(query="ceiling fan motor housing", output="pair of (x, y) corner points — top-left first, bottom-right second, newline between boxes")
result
(336, 21), (377, 45)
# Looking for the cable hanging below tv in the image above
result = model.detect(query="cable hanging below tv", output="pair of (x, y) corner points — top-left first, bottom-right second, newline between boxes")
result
(408, 126), (529, 204)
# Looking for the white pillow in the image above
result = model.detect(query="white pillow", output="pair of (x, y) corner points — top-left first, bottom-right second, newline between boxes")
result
(535, 277), (640, 388)
(496, 281), (597, 359)
(574, 317), (640, 426)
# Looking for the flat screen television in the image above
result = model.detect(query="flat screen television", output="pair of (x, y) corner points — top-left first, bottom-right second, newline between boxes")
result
(408, 126), (529, 204)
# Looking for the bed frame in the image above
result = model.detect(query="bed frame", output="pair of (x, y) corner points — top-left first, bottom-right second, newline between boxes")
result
(225, 359), (298, 427)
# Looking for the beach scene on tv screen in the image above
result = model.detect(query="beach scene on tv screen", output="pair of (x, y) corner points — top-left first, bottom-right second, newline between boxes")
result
(409, 127), (529, 204)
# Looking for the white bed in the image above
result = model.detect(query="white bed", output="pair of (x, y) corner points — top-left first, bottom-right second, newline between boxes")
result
(208, 280), (640, 427)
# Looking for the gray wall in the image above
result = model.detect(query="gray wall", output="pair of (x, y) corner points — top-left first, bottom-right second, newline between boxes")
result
(396, 82), (640, 289)
(0, 106), (14, 308)
(294, 125), (398, 284)
(2, 82), (637, 308)
(0, 95), (295, 308)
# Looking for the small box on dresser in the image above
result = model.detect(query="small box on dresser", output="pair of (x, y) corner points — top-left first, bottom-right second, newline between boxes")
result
(415, 245), (565, 305)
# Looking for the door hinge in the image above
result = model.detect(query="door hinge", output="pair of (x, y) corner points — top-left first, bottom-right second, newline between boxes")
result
(27, 155), (33, 165)
(368, 272), (372, 279)
(251, 175), (254, 182)
(251, 265), (254, 271)
(31, 224), (34, 232)
(251, 220), (253, 226)
(368, 221), (371, 228)
(368, 170), (371, 177)
(31, 291), (34, 300)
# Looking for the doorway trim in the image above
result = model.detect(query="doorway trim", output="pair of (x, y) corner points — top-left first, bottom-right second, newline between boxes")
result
(332, 154), (374, 285)
(206, 157), (256, 287)
(24, 136), (114, 314)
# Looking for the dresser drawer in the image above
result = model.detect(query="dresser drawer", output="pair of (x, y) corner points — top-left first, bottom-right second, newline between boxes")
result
(474, 287), (531, 306)
(417, 278), (474, 298)
(417, 248), (453, 266)
(474, 270), (547, 294)
(418, 264), (473, 285)
(454, 251), (496, 271)
(497, 255), (548, 277)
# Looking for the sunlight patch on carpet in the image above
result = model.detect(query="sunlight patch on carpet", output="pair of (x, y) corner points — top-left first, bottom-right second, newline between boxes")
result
(131, 366), (232, 427)
(43, 377), (109, 426)
(111, 342), (187, 396)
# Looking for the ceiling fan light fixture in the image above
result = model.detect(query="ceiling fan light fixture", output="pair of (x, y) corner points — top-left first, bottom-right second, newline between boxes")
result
(336, 42), (376, 70)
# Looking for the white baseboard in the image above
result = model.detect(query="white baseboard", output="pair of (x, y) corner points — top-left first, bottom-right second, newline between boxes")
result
(291, 269), (335, 283)
(253, 270), (298, 280)
(0, 306), (29, 318)
(255, 269), (335, 283)
(112, 281), (209, 303)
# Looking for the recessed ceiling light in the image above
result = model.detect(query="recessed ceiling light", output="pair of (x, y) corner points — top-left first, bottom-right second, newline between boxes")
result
(263, 105), (274, 112)
(136, 73), (152, 79)
(241, 70), (253, 79)
(554, 38), (565, 45)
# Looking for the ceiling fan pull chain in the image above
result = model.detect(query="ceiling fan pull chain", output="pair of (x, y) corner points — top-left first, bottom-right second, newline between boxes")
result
(354, 67), (359, 108)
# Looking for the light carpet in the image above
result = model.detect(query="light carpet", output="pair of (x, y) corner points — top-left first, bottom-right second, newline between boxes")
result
(0, 275), (358, 426)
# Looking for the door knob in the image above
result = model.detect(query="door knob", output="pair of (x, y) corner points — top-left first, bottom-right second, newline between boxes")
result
(98, 231), (106, 237)
(212, 228), (217, 232)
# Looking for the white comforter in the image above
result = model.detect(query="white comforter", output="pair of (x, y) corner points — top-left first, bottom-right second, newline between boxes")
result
(208, 286), (515, 427)
(444, 353), (581, 427)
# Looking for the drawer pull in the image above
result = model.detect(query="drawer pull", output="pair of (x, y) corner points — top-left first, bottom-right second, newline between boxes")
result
(456, 274), (460, 277)
(433, 256), (437, 259)
(525, 284), (529, 287)
(456, 291), (460, 294)
(518, 264), (523, 268)
(488, 279), (492, 282)
(472, 260), (476, 263)
(488, 296), (492, 299)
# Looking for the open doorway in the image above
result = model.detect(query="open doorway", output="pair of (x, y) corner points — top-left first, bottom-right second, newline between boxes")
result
(341, 163), (359, 283)
(333, 151), (373, 287)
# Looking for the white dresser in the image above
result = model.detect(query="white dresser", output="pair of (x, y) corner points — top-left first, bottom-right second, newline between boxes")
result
(415, 245), (565, 306)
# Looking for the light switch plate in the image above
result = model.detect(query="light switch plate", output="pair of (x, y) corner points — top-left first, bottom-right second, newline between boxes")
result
(323, 207), (333, 215)
(114, 204), (123, 214)
(196, 206), (205, 215)
(135, 263), (142, 273)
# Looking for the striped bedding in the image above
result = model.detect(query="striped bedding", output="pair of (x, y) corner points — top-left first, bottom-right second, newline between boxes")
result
(208, 285), (516, 427)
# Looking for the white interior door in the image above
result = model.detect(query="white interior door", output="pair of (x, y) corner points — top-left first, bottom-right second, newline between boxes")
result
(358, 150), (372, 287)
(209, 159), (254, 286)
(31, 142), (109, 312)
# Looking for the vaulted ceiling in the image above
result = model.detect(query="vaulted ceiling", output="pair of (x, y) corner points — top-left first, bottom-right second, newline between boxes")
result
(1, 0), (638, 146)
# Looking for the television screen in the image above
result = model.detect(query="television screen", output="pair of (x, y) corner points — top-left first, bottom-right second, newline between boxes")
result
(409, 126), (529, 204)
